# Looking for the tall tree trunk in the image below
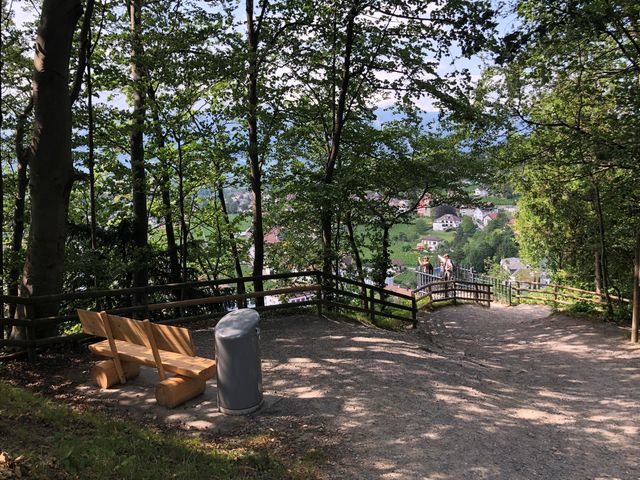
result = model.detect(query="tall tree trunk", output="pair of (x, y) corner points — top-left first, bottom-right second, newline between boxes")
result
(86, 27), (98, 292)
(345, 212), (364, 283)
(9, 98), (33, 320)
(346, 211), (367, 309)
(147, 88), (181, 283)
(246, 0), (264, 306)
(373, 224), (391, 289)
(594, 250), (602, 295)
(0, 35), (4, 332)
(176, 136), (188, 280)
(631, 231), (639, 343)
(217, 187), (246, 300)
(17, 0), (82, 339)
(160, 167), (181, 283)
(129, 0), (148, 296)
(593, 182), (613, 316)
(321, 5), (357, 279)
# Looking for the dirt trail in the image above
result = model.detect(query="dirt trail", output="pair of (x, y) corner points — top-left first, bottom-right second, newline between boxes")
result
(260, 304), (640, 479)
(10, 304), (640, 479)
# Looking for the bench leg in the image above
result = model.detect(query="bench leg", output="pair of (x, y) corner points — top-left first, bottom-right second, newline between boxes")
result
(155, 375), (206, 408)
(91, 359), (140, 389)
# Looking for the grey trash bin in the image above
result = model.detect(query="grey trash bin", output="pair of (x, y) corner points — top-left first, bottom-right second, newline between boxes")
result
(214, 309), (263, 415)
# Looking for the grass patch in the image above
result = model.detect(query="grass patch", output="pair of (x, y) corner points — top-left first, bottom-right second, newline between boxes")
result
(0, 381), (323, 480)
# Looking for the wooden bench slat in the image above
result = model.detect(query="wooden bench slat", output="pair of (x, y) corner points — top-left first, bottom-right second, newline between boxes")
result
(108, 313), (150, 347)
(151, 323), (195, 356)
(89, 340), (216, 380)
(78, 309), (107, 337)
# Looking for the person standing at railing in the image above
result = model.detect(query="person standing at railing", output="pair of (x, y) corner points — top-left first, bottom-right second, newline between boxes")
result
(418, 256), (434, 275)
(438, 254), (454, 281)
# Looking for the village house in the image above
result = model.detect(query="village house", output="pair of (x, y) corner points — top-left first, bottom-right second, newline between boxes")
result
(416, 194), (432, 217)
(433, 214), (460, 231)
(500, 257), (528, 276)
(458, 207), (476, 218)
(389, 198), (409, 212)
(418, 235), (444, 251)
(482, 212), (498, 228)
(472, 207), (491, 223)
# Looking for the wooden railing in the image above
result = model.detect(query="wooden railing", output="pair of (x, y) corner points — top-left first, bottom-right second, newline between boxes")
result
(513, 282), (631, 308)
(437, 267), (631, 310)
(412, 280), (492, 310)
(0, 270), (419, 360)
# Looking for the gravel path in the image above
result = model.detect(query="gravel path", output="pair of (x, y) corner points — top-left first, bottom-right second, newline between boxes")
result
(263, 304), (640, 479)
(41, 303), (640, 479)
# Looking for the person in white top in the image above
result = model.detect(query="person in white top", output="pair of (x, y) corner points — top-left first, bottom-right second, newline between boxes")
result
(438, 254), (454, 280)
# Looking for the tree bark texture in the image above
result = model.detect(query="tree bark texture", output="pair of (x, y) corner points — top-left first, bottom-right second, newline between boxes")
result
(592, 182), (613, 316)
(632, 231), (639, 343)
(594, 250), (602, 295)
(321, 5), (357, 279)
(9, 98), (34, 312)
(177, 137), (188, 280)
(217, 187), (246, 300)
(147, 88), (181, 283)
(19, 0), (82, 338)
(246, 0), (264, 306)
(346, 211), (367, 309)
(129, 0), (148, 293)
(87, 31), (97, 255)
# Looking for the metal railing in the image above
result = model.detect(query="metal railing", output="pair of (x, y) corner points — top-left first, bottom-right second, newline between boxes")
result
(412, 280), (492, 309)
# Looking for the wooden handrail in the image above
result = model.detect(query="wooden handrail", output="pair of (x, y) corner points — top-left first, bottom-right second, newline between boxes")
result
(1, 271), (500, 358)
(14, 270), (320, 304)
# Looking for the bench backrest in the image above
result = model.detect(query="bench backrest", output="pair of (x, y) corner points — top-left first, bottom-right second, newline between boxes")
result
(77, 309), (195, 356)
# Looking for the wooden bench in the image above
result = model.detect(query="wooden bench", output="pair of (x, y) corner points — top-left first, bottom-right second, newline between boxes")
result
(77, 309), (216, 408)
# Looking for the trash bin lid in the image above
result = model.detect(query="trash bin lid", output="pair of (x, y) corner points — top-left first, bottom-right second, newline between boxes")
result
(215, 309), (260, 339)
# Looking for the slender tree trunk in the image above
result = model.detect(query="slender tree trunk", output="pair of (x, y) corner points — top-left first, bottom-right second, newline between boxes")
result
(346, 211), (367, 309)
(345, 212), (364, 282)
(217, 187), (246, 298)
(246, 0), (264, 306)
(17, 0), (82, 339)
(631, 231), (639, 343)
(177, 136), (188, 280)
(147, 88), (180, 283)
(0, 37), (3, 331)
(321, 5), (357, 278)
(594, 250), (602, 295)
(86, 28), (98, 292)
(129, 0), (148, 296)
(9, 99), (33, 320)
(373, 224), (391, 289)
(593, 182), (613, 316)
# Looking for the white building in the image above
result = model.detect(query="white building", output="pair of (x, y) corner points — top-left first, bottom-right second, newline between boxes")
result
(458, 207), (475, 218)
(420, 235), (444, 251)
(500, 257), (528, 275)
(433, 214), (460, 231)
(474, 187), (489, 197)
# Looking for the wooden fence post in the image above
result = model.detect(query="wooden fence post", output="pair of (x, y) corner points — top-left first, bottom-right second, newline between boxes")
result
(553, 284), (559, 309)
(315, 273), (323, 317)
(411, 296), (417, 329)
(452, 281), (457, 305)
(237, 279), (246, 309)
(515, 281), (520, 305)
(369, 288), (376, 322)
(26, 324), (36, 362)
